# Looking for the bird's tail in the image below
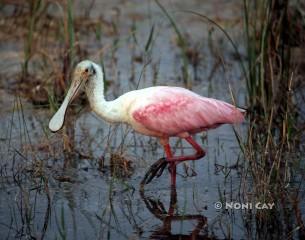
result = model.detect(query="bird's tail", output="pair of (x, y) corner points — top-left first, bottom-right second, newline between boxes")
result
(237, 107), (247, 113)
(236, 107), (248, 120)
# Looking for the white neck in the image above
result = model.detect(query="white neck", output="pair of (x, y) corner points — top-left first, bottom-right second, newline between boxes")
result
(85, 65), (124, 123)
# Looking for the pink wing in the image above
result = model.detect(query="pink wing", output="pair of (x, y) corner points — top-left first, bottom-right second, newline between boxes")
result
(131, 87), (244, 136)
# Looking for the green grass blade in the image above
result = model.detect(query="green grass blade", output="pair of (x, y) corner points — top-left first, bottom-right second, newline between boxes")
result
(145, 24), (155, 52)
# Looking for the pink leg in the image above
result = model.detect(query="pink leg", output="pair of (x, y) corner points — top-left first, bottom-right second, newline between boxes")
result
(162, 136), (206, 187)
(164, 144), (176, 186)
(163, 136), (205, 163)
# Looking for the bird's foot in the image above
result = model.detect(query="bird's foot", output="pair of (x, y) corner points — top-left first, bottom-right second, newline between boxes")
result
(141, 157), (168, 185)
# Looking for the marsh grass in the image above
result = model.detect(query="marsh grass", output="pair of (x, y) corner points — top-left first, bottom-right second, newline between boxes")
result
(0, 94), (52, 239)
(242, 0), (300, 198)
(155, 0), (191, 88)
(183, 0), (304, 237)
(239, 0), (304, 237)
(60, 0), (75, 97)
(22, 0), (42, 80)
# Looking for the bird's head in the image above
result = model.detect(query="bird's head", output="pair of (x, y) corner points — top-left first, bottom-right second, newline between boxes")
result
(48, 60), (101, 132)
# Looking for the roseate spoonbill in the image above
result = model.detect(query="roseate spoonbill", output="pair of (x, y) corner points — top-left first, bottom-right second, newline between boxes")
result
(49, 60), (245, 187)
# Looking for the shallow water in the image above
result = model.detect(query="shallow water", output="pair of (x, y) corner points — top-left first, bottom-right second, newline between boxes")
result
(0, 88), (247, 239)
(1, 1), (301, 239)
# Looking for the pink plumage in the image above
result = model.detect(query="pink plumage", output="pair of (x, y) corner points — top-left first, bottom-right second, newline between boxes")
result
(131, 86), (244, 137)
(49, 60), (246, 187)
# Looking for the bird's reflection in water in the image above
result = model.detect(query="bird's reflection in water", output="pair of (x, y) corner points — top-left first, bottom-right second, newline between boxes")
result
(140, 186), (216, 240)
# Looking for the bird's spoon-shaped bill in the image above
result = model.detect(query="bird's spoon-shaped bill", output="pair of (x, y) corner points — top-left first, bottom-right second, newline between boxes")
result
(49, 78), (83, 132)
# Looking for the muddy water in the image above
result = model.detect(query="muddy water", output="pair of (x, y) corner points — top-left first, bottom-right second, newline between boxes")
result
(0, 1), (253, 239)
